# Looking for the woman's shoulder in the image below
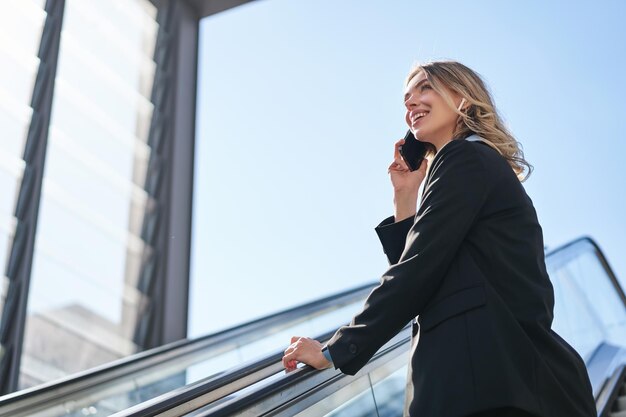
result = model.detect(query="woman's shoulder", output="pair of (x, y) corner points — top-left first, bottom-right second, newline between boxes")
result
(426, 138), (492, 190)
(462, 134), (501, 159)
(431, 135), (519, 189)
(432, 135), (498, 171)
(462, 134), (516, 177)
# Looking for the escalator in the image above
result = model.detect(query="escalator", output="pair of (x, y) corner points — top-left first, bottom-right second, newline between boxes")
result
(1, 236), (625, 416)
(0, 284), (376, 416)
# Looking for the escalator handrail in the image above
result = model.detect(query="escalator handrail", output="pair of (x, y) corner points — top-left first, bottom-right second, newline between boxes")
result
(595, 364), (626, 417)
(109, 329), (338, 417)
(194, 326), (412, 417)
(0, 282), (376, 414)
(112, 326), (412, 417)
(545, 236), (626, 308)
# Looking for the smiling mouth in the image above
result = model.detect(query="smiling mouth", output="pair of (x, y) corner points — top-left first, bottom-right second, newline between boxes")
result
(411, 112), (429, 125)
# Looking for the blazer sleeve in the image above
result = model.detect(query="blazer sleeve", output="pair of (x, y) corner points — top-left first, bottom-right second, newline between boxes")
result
(375, 215), (416, 265)
(327, 141), (492, 375)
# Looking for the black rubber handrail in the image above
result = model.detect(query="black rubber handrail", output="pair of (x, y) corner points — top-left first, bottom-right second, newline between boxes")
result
(112, 326), (412, 417)
(200, 328), (411, 417)
(0, 282), (375, 416)
(110, 328), (340, 417)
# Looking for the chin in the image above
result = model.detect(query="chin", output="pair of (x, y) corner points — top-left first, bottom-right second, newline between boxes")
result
(414, 130), (433, 144)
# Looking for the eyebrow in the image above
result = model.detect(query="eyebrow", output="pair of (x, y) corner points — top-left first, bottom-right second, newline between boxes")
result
(404, 79), (429, 101)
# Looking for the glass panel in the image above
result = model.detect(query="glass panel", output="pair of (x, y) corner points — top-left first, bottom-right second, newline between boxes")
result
(9, 297), (368, 417)
(293, 354), (408, 417)
(21, 0), (159, 389)
(370, 365), (407, 417)
(549, 247), (626, 361)
(0, 0), (46, 329)
(0, 1), (45, 109)
(294, 374), (377, 417)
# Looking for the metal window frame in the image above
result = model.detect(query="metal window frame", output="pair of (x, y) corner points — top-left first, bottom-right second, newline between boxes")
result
(151, 0), (258, 19)
(142, 0), (257, 349)
(0, 0), (66, 395)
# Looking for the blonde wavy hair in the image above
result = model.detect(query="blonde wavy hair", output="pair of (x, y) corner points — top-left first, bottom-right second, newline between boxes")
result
(406, 61), (533, 182)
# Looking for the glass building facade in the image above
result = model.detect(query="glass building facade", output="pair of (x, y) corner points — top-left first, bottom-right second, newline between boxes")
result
(0, 0), (200, 394)
(21, 0), (159, 389)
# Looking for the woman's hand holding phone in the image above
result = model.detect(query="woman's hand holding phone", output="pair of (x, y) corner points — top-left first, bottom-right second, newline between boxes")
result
(389, 138), (428, 222)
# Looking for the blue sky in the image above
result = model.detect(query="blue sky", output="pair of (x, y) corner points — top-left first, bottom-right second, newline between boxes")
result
(188, 0), (626, 337)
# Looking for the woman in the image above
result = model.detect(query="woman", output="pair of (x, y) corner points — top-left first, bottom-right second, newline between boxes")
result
(282, 61), (596, 417)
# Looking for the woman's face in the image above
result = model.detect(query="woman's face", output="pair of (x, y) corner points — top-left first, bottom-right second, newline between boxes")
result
(404, 71), (463, 148)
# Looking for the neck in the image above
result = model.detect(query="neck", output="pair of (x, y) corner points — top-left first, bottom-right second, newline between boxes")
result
(430, 129), (457, 152)
(435, 139), (454, 153)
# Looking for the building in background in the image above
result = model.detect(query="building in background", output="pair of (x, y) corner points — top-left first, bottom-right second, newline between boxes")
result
(0, 0), (216, 394)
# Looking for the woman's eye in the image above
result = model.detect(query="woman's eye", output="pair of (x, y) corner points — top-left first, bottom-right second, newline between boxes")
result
(420, 84), (431, 91)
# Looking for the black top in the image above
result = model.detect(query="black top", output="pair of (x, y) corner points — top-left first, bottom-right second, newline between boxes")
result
(327, 137), (596, 417)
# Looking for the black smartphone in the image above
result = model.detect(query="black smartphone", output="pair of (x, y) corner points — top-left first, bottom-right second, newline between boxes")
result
(399, 130), (427, 171)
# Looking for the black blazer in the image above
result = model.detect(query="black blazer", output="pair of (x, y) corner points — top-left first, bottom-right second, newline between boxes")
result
(327, 137), (596, 417)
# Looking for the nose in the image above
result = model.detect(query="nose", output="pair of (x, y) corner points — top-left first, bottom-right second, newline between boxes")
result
(404, 93), (418, 110)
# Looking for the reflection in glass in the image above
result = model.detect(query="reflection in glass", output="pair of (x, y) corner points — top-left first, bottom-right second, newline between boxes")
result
(370, 365), (407, 417)
(294, 354), (407, 417)
(295, 374), (376, 417)
(21, 0), (159, 389)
